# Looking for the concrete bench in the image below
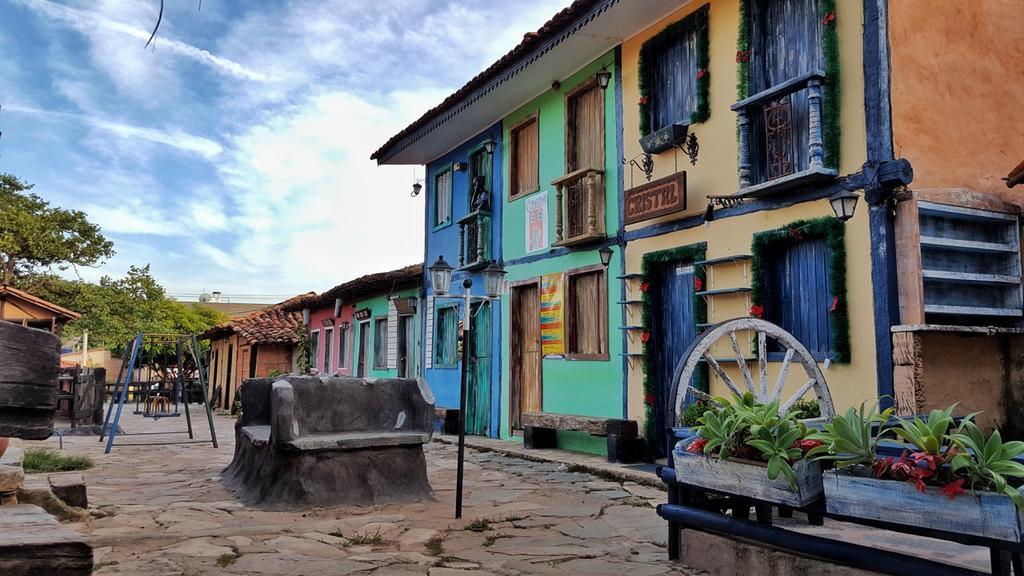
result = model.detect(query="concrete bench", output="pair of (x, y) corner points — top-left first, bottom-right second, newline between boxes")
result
(222, 375), (435, 509)
(521, 411), (643, 463)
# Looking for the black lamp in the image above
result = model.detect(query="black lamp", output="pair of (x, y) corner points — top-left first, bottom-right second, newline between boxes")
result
(596, 68), (612, 91)
(411, 182), (423, 197)
(598, 245), (614, 267)
(429, 256), (454, 295)
(483, 138), (497, 156)
(829, 190), (859, 222)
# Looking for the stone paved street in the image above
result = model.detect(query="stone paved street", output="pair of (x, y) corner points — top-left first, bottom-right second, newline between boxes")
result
(18, 410), (704, 575)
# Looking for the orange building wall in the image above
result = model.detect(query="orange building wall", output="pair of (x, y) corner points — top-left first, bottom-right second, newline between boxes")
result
(889, 0), (1024, 203)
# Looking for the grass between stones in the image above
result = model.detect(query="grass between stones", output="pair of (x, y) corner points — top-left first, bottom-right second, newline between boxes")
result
(22, 448), (94, 474)
(424, 535), (445, 556)
(216, 553), (239, 567)
(464, 519), (490, 532)
(346, 528), (384, 545)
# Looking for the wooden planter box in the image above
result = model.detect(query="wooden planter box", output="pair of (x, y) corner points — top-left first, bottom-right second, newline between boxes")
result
(673, 451), (823, 507)
(824, 469), (1024, 542)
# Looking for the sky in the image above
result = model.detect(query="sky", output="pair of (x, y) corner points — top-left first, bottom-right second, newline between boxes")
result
(0, 0), (572, 302)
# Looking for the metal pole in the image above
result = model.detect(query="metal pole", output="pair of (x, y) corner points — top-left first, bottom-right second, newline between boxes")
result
(455, 277), (473, 519)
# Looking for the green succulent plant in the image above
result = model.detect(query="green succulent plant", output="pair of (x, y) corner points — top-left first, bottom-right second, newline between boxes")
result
(806, 402), (894, 468)
(948, 421), (1024, 508)
(892, 405), (973, 456)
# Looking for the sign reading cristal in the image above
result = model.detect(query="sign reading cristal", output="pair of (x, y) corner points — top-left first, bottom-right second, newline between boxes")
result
(624, 172), (687, 225)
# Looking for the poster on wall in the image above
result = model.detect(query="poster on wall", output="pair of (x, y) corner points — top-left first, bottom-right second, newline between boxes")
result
(526, 192), (548, 253)
(539, 272), (564, 356)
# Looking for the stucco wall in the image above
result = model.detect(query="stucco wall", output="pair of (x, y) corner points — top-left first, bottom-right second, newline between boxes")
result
(350, 288), (421, 380)
(889, 0), (1024, 202)
(308, 304), (354, 376)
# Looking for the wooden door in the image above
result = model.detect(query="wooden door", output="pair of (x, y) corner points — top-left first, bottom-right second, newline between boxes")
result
(652, 262), (698, 458)
(356, 322), (370, 377)
(510, 283), (542, 431)
(466, 302), (491, 435)
(397, 316), (415, 378)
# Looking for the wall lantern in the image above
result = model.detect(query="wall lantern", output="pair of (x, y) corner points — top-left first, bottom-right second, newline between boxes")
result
(411, 182), (423, 197)
(829, 190), (860, 222)
(482, 138), (497, 157)
(429, 256), (454, 295)
(596, 68), (612, 91)
(340, 320), (351, 330)
(453, 162), (468, 172)
(482, 261), (508, 299)
(598, 245), (614, 267)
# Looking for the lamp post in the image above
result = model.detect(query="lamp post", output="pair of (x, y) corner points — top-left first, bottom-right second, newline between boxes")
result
(428, 256), (506, 518)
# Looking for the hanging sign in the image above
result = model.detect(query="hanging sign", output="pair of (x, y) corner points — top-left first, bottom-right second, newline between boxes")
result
(539, 272), (565, 356)
(624, 172), (687, 225)
(354, 308), (372, 321)
(526, 191), (549, 253)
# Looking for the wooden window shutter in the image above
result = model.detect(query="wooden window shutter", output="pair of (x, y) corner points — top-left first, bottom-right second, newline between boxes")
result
(387, 300), (398, 369)
(567, 269), (607, 357)
(510, 116), (539, 199)
(424, 295), (434, 369)
(566, 84), (604, 173)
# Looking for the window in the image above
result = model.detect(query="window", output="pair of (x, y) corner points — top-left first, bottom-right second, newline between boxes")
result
(373, 317), (388, 370)
(469, 148), (492, 201)
(309, 330), (319, 372)
(566, 267), (608, 359)
(565, 81), (604, 172)
(433, 168), (453, 228)
(434, 305), (459, 367)
(763, 237), (834, 358)
(337, 324), (349, 369)
(509, 115), (539, 199)
(640, 8), (705, 134)
(322, 327), (333, 374)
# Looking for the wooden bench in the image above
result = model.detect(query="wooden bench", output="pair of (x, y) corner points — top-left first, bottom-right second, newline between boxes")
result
(521, 411), (643, 463)
(223, 375), (435, 509)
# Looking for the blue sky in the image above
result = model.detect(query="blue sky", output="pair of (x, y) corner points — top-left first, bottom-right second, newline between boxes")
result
(1, 0), (571, 302)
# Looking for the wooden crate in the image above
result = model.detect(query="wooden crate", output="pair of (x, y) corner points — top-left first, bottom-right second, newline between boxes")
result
(824, 469), (1024, 542)
(673, 452), (823, 507)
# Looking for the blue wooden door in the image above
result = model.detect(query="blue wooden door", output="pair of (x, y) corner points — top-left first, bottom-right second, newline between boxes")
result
(653, 263), (697, 458)
(466, 302), (491, 436)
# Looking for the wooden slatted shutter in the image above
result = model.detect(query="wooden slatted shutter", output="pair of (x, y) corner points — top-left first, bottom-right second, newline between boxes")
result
(765, 237), (833, 357)
(424, 296), (433, 369)
(650, 20), (698, 129)
(567, 269), (608, 357)
(386, 300), (398, 369)
(510, 116), (539, 199)
(566, 83), (604, 172)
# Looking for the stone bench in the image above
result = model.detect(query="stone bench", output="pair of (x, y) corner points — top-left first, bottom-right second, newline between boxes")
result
(521, 411), (644, 463)
(222, 375), (435, 509)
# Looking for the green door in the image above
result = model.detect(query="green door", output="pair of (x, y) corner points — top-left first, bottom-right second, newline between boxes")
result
(466, 302), (491, 436)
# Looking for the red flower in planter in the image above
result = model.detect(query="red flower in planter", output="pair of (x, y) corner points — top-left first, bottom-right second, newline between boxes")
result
(822, 11), (837, 26)
(750, 304), (764, 319)
(910, 451), (940, 471)
(644, 392), (657, 406)
(687, 437), (708, 454)
(940, 478), (966, 501)
(890, 451), (913, 479)
(696, 68), (708, 80)
(795, 439), (823, 453)
(639, 281), (650, 293)
(694, 277), (703, 291)
(736, 50), (750, 63)
(910, 468), (934, 493)
(872, 456), (893, 479)
(641, 331), (652, 343)
(639, 95), (649, 106)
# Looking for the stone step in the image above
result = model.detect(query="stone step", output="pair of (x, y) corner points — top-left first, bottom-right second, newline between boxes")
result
(0, 504), (92, 576)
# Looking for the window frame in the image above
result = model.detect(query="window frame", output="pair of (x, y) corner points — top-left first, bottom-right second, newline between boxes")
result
(433, 303), (460, 368)
(337, 323), (349, 369)
(638, 4), (709, 137)
(373, 316), (389, 370)
(564, 264), (610, 361)
(432, 164), (454, 230)
(309, 329), (320, 373)
(322, 327), (333, 374)
(508, 112), (540, 201)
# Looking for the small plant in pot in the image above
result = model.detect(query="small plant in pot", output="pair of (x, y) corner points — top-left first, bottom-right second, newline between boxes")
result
(675, 393), (825, 507)
(809, 403), (1024, 542)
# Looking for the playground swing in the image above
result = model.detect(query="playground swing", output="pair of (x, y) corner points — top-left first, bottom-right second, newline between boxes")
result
(100, 333), (218, 453)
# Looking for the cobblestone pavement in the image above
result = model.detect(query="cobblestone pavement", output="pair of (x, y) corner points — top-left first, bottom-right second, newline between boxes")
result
(20, 411), (705, 575)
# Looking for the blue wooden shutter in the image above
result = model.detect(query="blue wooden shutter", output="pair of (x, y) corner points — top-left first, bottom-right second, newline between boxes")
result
(766, 237), (833, 358)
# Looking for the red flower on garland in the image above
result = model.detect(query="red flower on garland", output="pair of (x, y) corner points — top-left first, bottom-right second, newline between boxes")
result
(639, 95), (649, 106)
(694, 277), (703, 291)
(687, 437), (708, 454)
(940, 478), (966, 501)
(696, 68), (708, 80)
(822, 11), (837, 26)
(644, 392), (657, 406)
(639, 281), (650, 293)
(736, 50), (750, 63)
(641, 331), (651, 343)
(750, 304), (764, 319)
(830, 295), (839, 312)
(788, 227), (804, 240)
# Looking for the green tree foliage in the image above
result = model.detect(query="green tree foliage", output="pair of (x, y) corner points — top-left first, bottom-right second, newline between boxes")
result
(0, 174), (115, 284)
(17, 266), (228, 350)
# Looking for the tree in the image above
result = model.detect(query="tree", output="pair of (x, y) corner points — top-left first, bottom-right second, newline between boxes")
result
(0, 173), (115, 285)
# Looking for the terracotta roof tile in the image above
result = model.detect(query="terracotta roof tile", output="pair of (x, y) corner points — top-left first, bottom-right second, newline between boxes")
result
(199, 292), (313, 345)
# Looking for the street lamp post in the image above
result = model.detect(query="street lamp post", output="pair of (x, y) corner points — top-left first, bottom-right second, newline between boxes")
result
(428, 256), (506, 519)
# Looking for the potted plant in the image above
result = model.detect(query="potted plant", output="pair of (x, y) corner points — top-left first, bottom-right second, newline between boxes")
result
(809, 404), (1024, 542)
(675, 393), (825, 507)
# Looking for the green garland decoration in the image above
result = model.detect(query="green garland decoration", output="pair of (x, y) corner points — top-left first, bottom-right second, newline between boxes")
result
(639, 243), (707, 458)
(750, 217), (850, 363)
(735, 0), (841, 169)
(638, 4), (711, 137)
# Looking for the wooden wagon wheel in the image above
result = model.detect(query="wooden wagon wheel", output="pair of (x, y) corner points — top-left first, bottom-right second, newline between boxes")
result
(670, 318), (835, 427)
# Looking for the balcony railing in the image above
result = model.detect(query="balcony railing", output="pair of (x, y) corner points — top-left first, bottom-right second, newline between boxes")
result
(552, 167), (605, 247)
(730, 70), (836, 197)
(457, 209), (491, 271)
